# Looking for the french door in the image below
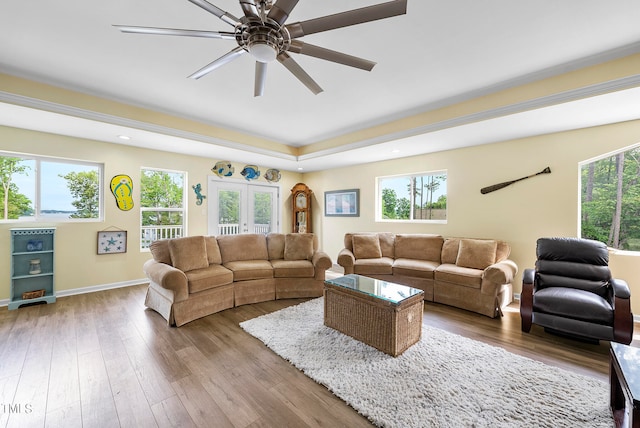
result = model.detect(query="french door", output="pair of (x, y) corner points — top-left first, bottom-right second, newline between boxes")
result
(207, 177), (279, 235)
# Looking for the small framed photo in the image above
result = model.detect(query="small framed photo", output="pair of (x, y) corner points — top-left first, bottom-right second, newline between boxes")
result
(325, 189), (360, 217)
(97, 230), (127, 254)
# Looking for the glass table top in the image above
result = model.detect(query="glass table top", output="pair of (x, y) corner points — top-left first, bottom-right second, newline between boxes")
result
(611, 342), (640, 404)
(325, 274), (423, 304)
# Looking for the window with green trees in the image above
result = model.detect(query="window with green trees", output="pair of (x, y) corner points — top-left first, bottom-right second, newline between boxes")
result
(140, 168), (186, 248)
(378, 171), (447, 221)
(0, 153), (101, 221)
(581, 144), (640, 251)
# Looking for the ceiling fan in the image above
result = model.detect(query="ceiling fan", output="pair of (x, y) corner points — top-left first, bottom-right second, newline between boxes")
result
(114, 0), (407, 96)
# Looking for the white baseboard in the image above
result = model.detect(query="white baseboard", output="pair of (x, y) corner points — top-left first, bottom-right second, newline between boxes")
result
(0, 279), (148, 307)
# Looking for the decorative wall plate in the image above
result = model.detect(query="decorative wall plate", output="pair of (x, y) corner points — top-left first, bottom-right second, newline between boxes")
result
(241, 165), (260, 181)
(264, 168), (281, 183)
(212, 161), (234, 177)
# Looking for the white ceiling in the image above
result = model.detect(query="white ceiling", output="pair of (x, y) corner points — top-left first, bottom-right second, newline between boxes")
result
(1, 0), (640, 171)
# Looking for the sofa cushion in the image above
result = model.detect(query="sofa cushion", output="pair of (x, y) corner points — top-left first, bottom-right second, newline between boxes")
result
(395, 234), (443, 262)
(435, 264), (483, 288)
(224, 260), (274, 281)
(205, 236), (222, 265)
(344, 233), (395, 258)
(284, 233), (314, 260)
(496, 241), (511, 262)
(168, 236), (209, 272)
(267, 233), (286, 260)
(352, 234), (382, 259)
(218, 234), (269, 263)
(393, 258), (439, 279)
(185, 264), (234, 293)
(354, 257), (394, 275)
(271, 259), (315, 278)
(456, 239), (497, 270)
(441, 238), (460, 265)
(149, 239), (172, 265)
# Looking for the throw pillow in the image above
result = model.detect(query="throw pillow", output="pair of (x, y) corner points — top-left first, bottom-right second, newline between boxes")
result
(205, 236), (222, 265)
(168, 236), (209, 272)
(149, 239), (172, 265)
(352, 235), (382, 259)
(284, 233), (314, 260)
(441, 238), (460, 264)
(456, 239), (497, 270)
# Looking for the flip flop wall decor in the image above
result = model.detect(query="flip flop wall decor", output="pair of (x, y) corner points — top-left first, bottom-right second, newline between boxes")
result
(110, 174), (134, 211)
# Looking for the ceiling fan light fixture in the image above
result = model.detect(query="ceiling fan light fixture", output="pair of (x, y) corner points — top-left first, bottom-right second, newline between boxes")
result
(249, 42), (277, 62)
(247, 31), (279, 63)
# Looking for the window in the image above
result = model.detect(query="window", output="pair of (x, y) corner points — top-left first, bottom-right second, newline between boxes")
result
(0, 152), (102, 221)
(580, 144), (640, 251)
(140, 168), (186, 249)
(377, 171), (447, 222)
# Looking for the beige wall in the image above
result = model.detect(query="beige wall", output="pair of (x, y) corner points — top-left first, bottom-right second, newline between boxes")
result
(2, 118), (640, 316)
(304, 119), (640, 315)
(0, 125), (302, 299)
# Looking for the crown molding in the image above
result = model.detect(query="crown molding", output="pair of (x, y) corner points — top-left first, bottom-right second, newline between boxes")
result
(0, 91), (298, 162)
(298, 73), (640, 161)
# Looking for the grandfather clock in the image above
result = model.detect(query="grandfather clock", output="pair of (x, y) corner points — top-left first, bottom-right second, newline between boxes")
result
(291, 183), (312, 233)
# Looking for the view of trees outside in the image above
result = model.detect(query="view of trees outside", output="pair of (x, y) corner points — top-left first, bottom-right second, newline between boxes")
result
(59, 170), (99, 218)
(218, 190), (272, 227)
(218, 189), (239, 225)
(380, 173), (447, 220)
(581, 145), (640, 251)
(0, 155), (100, 220)
(0, 156), (32, 220)
(253, 192), (273, 226)
(140, 169), (184, 227)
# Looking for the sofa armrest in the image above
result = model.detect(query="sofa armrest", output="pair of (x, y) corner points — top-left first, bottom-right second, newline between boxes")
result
(520, 268), (535, 333)
(143, 258), (189, 303)
(483, 259), (518, 285)
(337, 249), (355, 274)
(312, 251), (333, 280)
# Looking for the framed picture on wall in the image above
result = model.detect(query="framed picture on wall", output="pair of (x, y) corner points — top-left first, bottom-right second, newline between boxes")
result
(97, 230), (127, 254)
(324, 189), (360, 217)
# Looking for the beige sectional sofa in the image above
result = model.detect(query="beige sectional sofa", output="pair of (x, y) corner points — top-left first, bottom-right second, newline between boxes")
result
(143, 233), (331, 326)
(337, 233), (518, 318)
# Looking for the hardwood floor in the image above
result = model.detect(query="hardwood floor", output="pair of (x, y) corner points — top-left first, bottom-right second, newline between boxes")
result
(0, 284), (636, 428)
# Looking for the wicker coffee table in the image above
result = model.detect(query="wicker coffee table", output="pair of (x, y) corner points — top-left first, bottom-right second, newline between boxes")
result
(324, 274), (424, 357)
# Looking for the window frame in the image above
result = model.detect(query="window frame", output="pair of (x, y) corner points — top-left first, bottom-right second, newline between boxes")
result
(0, 151), (104, 223)
(376, 169), (448, 223)
(140, 166), (187, 250)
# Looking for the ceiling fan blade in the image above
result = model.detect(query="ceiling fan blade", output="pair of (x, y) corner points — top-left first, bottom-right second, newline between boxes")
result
(277, 52), (323, 95)
(286, 0), (407, 38)
(254, 61), (267, 97)
(288, 40), (376, 71)
(240, 0), (259, 19)
(188, 46), (246, 80)
(187, 0), (241, 26)
(113, 25), (236, 40)
(267, 0), (300, 26)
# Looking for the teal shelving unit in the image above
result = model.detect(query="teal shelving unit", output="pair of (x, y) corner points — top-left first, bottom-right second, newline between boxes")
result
(9, 228), (56, 310)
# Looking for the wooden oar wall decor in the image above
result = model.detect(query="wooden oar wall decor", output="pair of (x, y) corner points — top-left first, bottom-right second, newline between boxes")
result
(480, 167), (551, 194)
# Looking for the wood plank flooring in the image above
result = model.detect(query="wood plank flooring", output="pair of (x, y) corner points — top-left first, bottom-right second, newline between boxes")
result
(0, 283), (636, 427)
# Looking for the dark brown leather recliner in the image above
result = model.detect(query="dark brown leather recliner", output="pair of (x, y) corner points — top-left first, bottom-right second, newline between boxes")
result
(520, 237), (633, 344)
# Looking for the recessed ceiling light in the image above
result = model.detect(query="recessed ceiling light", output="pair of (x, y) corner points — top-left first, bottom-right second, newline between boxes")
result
(391, 149), (400, 153)
(297, 167), (304, 171)
(118, 135), (131, 140)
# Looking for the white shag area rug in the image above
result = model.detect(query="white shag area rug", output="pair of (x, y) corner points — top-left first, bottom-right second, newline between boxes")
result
(240, 298), (614, 428)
